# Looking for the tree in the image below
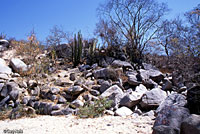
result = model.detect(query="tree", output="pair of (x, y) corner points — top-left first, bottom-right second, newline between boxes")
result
(156, 18), (186, 59)
(184, 4), (200, 57)
(46, 25), (67, 46)
(97, 0), (169, 62)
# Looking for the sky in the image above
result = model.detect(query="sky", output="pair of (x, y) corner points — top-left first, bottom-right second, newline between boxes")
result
(0, 0), (199, 43)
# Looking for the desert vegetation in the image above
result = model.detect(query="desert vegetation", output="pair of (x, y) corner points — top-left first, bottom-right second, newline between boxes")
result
(0, 0), (199, 134)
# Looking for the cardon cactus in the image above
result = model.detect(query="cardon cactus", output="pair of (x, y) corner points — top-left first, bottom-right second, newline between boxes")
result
(89, 39), (97, 56)
(72, 31), (83, 67)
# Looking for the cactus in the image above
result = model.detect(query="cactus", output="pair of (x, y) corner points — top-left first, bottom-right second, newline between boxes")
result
(89, 39), (97, 56)
(72, 31), (83, 67)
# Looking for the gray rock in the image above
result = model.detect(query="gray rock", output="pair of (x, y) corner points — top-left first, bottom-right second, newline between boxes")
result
(120, 94), (140, 108)
(10, 58), (28, 73)
(61, 107), (76, 115)
(134, 109), (143, 115)
(153, 105), (190, 133)
(9, 89), (19, 101)
(120, 85), (147, 108)
(66, 86), (84, 95)
(156, 93), (187, 114)
(0, 85), (8, 97)
(50, 87), (60, 94)
(162, 78), (172, 91)
(143, 110), (155, 117)
(148, 69), (164, 83)
(79, 64), (91, 72)
(153, 125), (180, 134)
(187, 85), (200, 115)
(71, 99), (84, 108)
(0, 59), (12, 75)
(100, 81), (111, 93)
(93, 68), (118, 81)
(0, 83), (4, 92)
(101, 85), (124, 108)
(51, 110), (64, 116)
(31, 87), (40, 96)
(92, 85), (101, 91)
(142, 63), (158, 70)
(89, 89), (100, 96)
(0, 74), (9, 80)
(33, 101), (40, 109)
(69, 73), (76, 81)
(0, 96), (10, 107)
(115, 106), (133, 116)
(127, 71), (142, 86)
(58, 96), (67, 104)
(74, 78), (85, 86)
(22, 96), (30, 105)
(181, 114), (200, 134)
(140, 88), (167, 109)
(111, 60), (133, 69)
(52, 104), (63, 110)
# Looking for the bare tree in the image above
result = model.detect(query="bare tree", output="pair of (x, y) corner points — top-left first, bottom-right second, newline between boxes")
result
(97, 0), (169, 62)
(46, 25), (67, 46)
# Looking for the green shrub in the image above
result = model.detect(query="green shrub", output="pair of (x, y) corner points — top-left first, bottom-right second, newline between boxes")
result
(0, 105), (36, 120)
(77, 98), (112, 118)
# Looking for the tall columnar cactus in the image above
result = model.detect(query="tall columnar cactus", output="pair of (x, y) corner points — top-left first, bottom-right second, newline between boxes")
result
(89, 39), (97, 56)
(72, 31), (83, 67)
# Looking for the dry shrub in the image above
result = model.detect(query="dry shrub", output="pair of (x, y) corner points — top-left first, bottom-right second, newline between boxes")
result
(14, 33), (52, 80)
(16, 34), (41, 65)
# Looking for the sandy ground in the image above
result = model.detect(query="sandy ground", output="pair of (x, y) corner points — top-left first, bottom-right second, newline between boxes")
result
(0, 115), (154, 134)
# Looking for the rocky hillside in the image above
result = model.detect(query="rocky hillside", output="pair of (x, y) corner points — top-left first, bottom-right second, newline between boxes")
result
(0, 39), (199, 134)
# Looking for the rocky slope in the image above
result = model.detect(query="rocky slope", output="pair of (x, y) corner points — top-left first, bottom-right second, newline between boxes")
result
(0, 39), (199, 134)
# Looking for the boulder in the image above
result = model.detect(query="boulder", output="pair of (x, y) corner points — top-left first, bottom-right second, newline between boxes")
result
(0, 39), (9, 51)
(148, 69), (164, 83)
(127, 71), (142, 86)
(58, 96), (67, 104)
(69, 73), (76, 81)
(153, 105), (190, 133)
(120, 85), (147, 108)
(120, 94), (140, 108)
(142, 63), (158, 70)
(0, 74), (9, 80)
(140, 88), (167, 109)
(153, 125), (180, 134)
(115, 106), (133, 116)
(0, 96), (10, 108)
(10, 58), (28, 73)
(187, 85), (200, 115)
(93, 68), (118, 81)
(111, 60), (133, 69)
(100, 85), (124, 108)
(0, 58), (12, 75)
(49, 87), (60, 94)
(66, 86), (84, 95)
(181, 114), (200, 134)
(71, 99), (84, 108)
(156, 93), (187, 114)
(100, 81), (111, 93)
(162, 78), (173, 91)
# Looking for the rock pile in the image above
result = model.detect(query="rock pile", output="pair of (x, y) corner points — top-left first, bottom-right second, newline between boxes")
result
(0, 45), (199, 134)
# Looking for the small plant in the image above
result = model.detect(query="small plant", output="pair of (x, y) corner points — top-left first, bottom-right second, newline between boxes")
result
(0, 105), (36, 120)
(72, 31), (83, 67)
(77, 97), (112, 118)
(0, 107), (12, 120)
(9, 105), (36, 120)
